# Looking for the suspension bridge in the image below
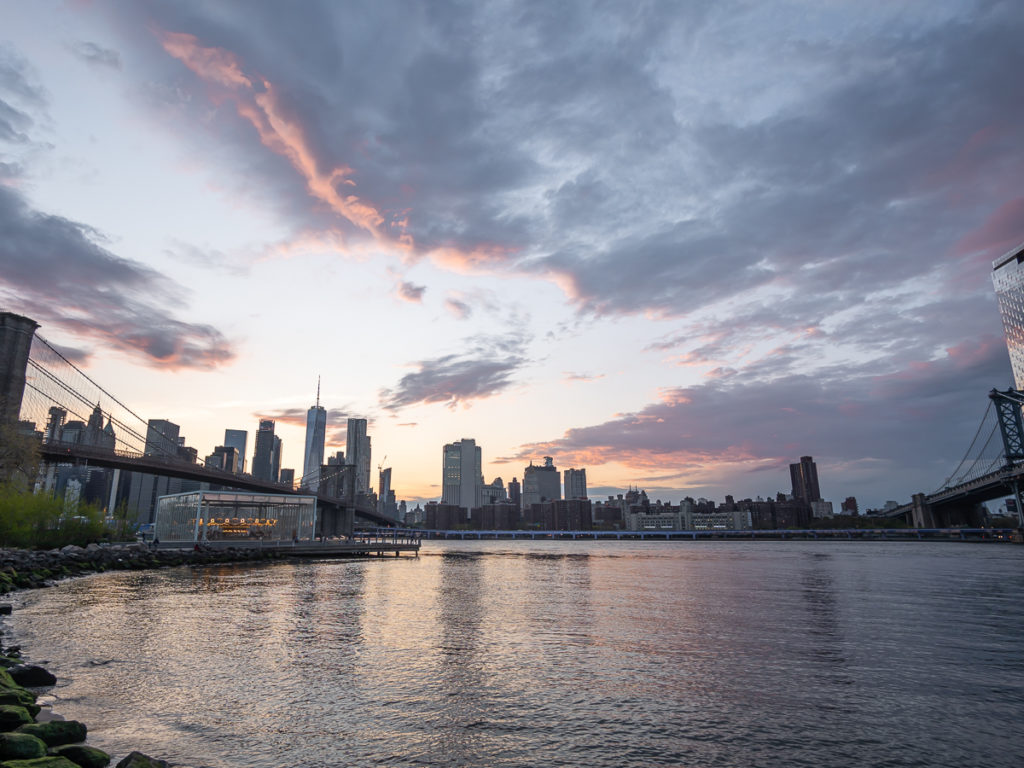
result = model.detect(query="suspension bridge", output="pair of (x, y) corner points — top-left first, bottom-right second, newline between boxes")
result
(0, 311), (400, 532)
(881, 388), (1024, 528)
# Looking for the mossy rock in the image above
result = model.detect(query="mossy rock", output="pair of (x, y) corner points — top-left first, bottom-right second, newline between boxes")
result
(0, 671), (19, 690)
(113, 753), (167, 768)
(0, 757), (81, 768)
(50, 745), (110, 768)
(0, 707), (32, 733)
(12, 722), (86, 748)
(0, 692), (39, 719)
(0, 732), (47, 760)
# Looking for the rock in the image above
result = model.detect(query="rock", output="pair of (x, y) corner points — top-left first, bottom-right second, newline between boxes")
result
(0, 689), (40, 718)
(0, 757), (81, 767)
(0, 707), (33, 732)
(0, 732), (47, 760)
(6, 669), (54, 688)
(113, 752), (168, 768)
(50, 745), (110, 768)
(12, 722), (86, 747)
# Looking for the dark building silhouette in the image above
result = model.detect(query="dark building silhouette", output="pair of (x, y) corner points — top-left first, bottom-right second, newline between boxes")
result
(252, 420), (276, 482)
(841, 496), (859, 516)
(507, 477), (521, 508)
(789, 455), (821, 503)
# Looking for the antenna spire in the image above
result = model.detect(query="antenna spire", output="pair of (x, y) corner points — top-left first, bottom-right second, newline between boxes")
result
(316, 376), (321, 408)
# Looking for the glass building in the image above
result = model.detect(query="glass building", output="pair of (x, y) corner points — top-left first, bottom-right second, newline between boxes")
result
(155, 490), (316, 543)
(993, 240), (1024, 388)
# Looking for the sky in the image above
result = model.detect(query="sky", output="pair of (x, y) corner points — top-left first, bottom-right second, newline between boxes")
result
(2, 0), (1023, 511)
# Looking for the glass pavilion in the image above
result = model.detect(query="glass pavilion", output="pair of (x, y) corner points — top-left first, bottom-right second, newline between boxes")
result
(155, 490), (317, 543)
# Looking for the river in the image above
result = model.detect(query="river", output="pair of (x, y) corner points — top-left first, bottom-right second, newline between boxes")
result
(5, 540), (1024, 768)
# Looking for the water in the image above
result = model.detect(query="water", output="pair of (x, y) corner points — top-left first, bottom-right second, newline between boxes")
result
(5, 540), (1024, 768)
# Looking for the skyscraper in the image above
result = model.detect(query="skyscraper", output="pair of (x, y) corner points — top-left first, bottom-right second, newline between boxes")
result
(272, 436), (282, 483)
(564, 468), (587, 500)
(441, 438), (482, 512)
(993, 240), (1024, 387)
(302, 383), (327, 490)
(252, 419), (276, 482)
(523, 456), (561, 507)
(789, 455), (821, 504)
(144, 419), (180, 457)
(378, 466), (392, 516)
(346, 418), (371, 495)
(224, 429), (247, 473)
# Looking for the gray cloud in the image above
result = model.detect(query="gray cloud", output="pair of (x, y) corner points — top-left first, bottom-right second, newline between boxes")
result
(444, 297), (471, 319)
(395, 280), (425, 303)
(69, 41), (122, 70)
(0, 185), (235, 369)
(379, 332), (528, 411)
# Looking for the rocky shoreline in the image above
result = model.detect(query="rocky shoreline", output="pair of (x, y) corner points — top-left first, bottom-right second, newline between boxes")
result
(0, 541), (287, 767)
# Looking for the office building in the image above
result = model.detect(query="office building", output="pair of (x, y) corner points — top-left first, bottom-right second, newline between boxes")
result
(508, 477), (521, 509)
(272, 436), (282, 483)
(789, 455), (821, 504)
(279, 468), (295, 487)
(563, 468), (587, 500)
(992, 239), (1024, 387)
(346, 418), (372, 495)
(145, 419), (180, 457)
(205, 445), (239, 473)
(378, 467), (392, 516)
(224, 429), (247, 473)
(441, 438), (482, 512)
(252, 420), (276, 482)
(302, 388), (327, 490)
(523, 457), (561, 508)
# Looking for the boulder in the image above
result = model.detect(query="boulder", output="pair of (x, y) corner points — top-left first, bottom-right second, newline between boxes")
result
(113, 753), (168, 768)
(6, 669), (54, 689)
(0, 757), (81, 767)
(12, 722), (86, 748)
(0, 707), (33, 732)
(0, 606), (11, 616)
(0, 690), (40, 718)
(0, 732), (47, 760)
(50, 745), (110, 768)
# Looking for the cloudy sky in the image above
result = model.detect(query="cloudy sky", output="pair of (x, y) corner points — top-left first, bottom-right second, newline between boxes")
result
(2, 0), (1022, 510)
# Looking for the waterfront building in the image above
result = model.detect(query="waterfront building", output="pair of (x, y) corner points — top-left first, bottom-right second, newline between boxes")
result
(441, 438), (483, 512)
(789, 455), (821, 503)
(627, 508), (682, 531)
(425, 502), (467, 530)
(303, 396), (327, 491)
(523, 457), (560, 508)
(563, 468), (587, 500)
(346, 418), (372, 495)
(992, 239), (1024, 387)
(482, 476), (507, 504)
(252, 420), (276, 482)
(810, 499), (834, 518)
(684, 507), (751, 531)
(224, 429), (248, 473)
(154, 490), (316, 543)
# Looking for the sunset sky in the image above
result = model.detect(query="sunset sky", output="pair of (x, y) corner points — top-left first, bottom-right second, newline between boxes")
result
(2, 0), (1022, 510)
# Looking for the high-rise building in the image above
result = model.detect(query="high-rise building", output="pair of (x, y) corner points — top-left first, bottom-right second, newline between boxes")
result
(272, 436), (282, 483)
(223, 429), (247, 473)
(992, 240), (1024, 387)
(523, 456), (561, 508)
(303, 385), (327, 490)
(252, 420), (276, 482)
(841, 496), (859, 516)
(378, 467), (392, 516)
(441, 438), (482, 512)
(279, 468), (295, 487)
(346, 418), (371, 495)
(563, 468), (587, 500)
(205, 445), (239, 473)
(508, 477), (521, 509)
(145, 419), (180, 457)
(789, 455), (821, 503)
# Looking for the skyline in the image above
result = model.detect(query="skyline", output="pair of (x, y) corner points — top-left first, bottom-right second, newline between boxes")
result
(2, 1), (1023, 510)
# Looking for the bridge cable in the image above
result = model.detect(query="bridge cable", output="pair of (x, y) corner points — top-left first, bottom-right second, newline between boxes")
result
(933, 400), (996, 493)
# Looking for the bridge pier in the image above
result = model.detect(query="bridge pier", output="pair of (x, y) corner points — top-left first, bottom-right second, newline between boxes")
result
(911, 493), (936, 528)
(0, 312), (39, 425)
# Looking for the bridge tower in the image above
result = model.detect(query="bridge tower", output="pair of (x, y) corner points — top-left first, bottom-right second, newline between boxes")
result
(0, 311), (39, 425)
(989, 388), (1024, 527)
